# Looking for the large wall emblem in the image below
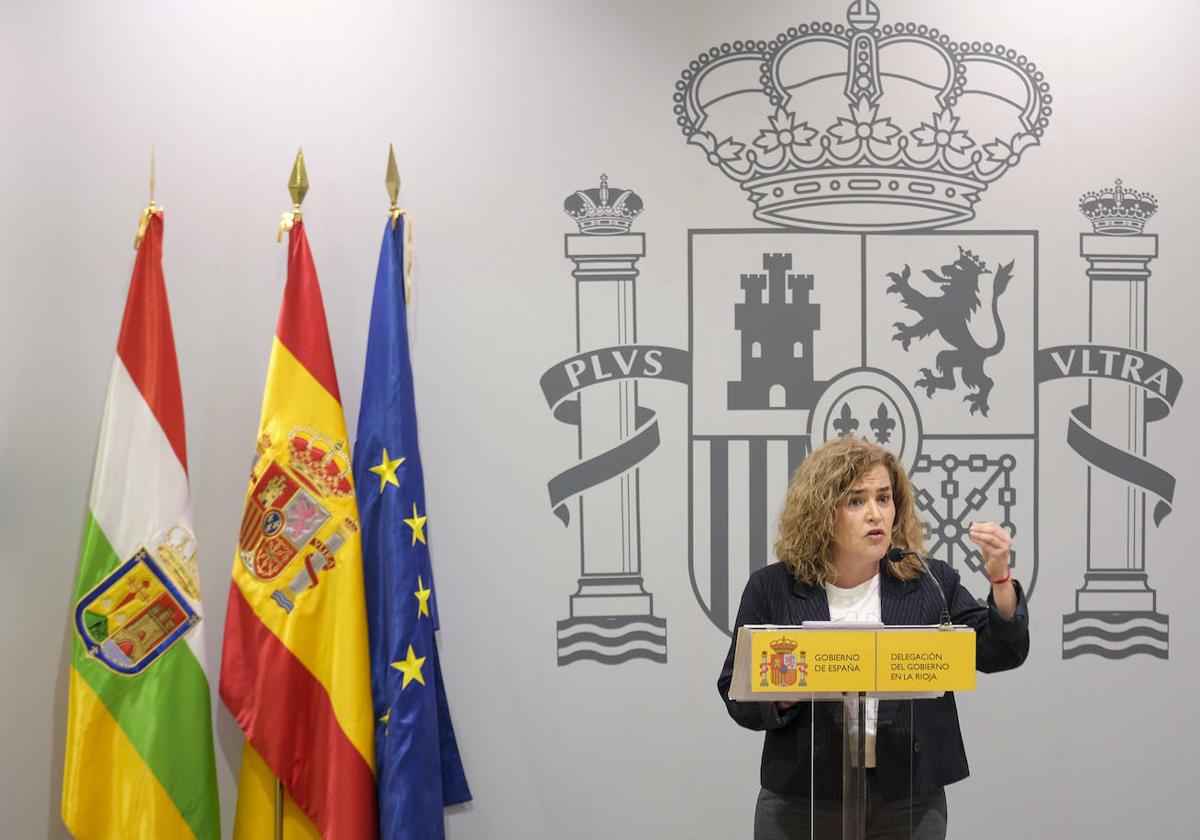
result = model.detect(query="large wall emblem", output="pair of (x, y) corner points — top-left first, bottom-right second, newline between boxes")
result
(675, 1), (1047, 635)
(540, 2), (1180, 667)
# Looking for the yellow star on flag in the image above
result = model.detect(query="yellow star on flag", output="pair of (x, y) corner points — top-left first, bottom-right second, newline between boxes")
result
(414, 575), (432, 619)
(378, 709), (390, 725)
(403, 502), (428, 546)
(368, 447), (405, 492)
(390, 644), (426, 689)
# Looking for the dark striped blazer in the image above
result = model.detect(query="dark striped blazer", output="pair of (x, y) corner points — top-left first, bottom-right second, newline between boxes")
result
(717, 558), (1029, 800)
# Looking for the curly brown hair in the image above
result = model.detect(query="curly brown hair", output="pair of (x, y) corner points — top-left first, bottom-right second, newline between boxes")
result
(774, 436), (926, 586)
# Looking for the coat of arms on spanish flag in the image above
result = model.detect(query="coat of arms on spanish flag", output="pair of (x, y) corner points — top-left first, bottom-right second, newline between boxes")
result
(220, 205), (378, 839)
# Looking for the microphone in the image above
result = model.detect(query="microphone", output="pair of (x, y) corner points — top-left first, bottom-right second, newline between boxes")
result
(886, 548), (952, 628)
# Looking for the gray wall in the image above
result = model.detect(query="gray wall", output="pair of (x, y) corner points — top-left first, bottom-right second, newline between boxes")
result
(2, 1), (1198, 837)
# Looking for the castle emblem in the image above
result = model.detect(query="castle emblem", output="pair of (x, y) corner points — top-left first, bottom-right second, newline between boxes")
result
(728, 253), (822, 410)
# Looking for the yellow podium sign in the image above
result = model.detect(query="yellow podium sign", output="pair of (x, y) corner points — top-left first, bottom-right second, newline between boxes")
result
(743, 627), (976, 695)
(877, 630), (976, 692)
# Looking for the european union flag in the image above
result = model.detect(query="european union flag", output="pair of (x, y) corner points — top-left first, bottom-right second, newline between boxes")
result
(353, 215), (472, 839)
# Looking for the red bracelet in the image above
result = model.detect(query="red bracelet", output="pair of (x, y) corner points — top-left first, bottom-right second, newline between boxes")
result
(990, 573), (1012, 585)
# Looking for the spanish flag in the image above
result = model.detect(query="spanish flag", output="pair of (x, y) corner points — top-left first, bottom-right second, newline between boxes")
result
(220, 218), (378, 839)
(62, 210), (221, 839)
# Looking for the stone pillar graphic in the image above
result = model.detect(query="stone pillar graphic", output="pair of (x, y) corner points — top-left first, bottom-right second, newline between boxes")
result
(1062, 180), (1172, 658)
(1078, 234), (1156, 608)
(553, 175), (667, 665)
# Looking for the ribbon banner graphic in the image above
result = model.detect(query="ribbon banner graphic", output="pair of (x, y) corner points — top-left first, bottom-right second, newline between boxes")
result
(1037, 344), (1182, 525)
(541, 344), (689, 525)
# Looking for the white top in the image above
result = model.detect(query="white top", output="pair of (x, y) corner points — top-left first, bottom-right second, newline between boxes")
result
(824, 573), (882, 767)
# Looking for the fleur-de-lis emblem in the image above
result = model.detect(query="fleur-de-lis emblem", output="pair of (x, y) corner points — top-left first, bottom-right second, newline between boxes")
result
(869, 402), (896, 444)
(832, 403), (859, 437)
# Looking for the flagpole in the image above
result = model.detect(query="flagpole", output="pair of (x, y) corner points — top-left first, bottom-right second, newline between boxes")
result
(134, 148), (159, 250)
(273, 147), (309, 840)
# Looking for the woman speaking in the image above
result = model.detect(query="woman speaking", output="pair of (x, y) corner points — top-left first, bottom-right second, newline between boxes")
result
(717, 436), (1029, 839)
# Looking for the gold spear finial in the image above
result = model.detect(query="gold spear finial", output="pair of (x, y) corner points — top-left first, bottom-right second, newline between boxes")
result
(289, 147), (309, 210)
(385, 144), (414, 301)
(386, 144), (401, 223)
(135, 147), (160, 250)
(279, 147), (308, 242)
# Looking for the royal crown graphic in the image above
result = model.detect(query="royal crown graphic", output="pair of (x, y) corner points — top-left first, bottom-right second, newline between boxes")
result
(672, 0), (1052, 231)
(1079, 178), (1157, 235)
(563, 174), (644, 235)
(770, 636), (799, 655)
(288, 427), (354, 497)
(154, 525), (201, 603)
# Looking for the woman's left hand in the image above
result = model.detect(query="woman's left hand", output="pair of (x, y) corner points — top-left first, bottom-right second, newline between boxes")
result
(968, 521), (1012, 584)
(969, 521), (1017, 618)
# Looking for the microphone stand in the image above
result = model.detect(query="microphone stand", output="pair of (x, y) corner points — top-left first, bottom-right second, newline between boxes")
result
(886, 548), (952, 629)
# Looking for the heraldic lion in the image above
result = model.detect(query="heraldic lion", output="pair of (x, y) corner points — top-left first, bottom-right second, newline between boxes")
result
(888, 247), (1014, 417)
